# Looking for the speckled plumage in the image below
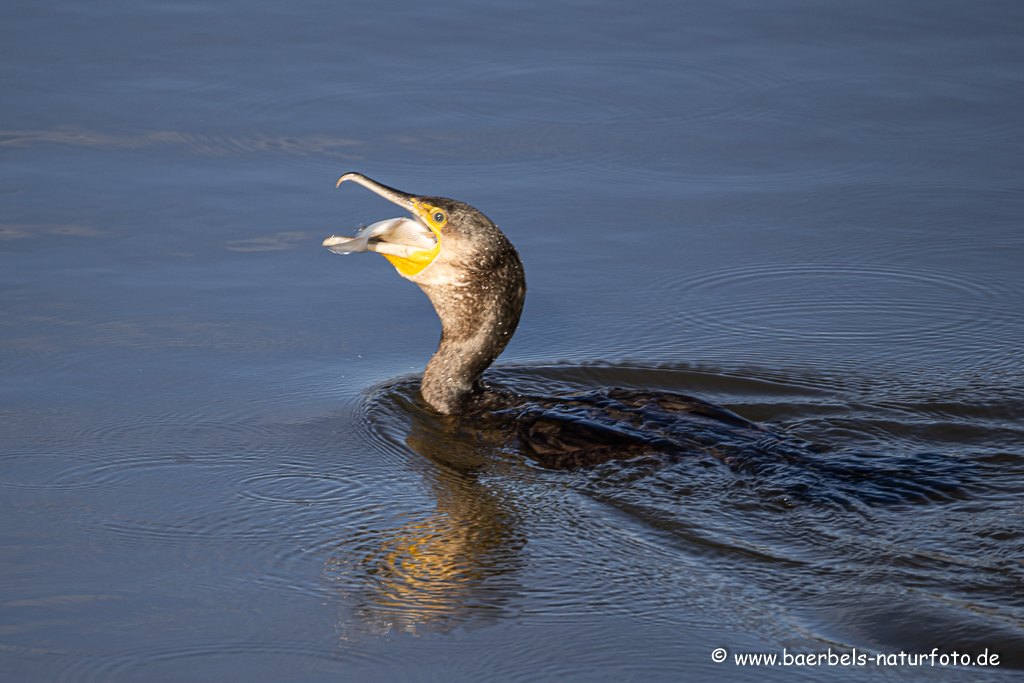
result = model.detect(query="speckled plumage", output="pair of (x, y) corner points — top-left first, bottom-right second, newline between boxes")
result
(401, 196), (526, 414)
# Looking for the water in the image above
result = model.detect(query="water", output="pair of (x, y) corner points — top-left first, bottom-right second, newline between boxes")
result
(2, 0), (1023, 680)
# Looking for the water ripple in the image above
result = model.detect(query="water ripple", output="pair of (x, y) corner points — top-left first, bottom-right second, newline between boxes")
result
(659, 262), (1017, 344)
(235, 471), (365, 505)
(50, 640), (404, 683)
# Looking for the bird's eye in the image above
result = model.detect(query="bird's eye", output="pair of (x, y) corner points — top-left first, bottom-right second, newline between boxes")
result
(432, 211), (446, 224)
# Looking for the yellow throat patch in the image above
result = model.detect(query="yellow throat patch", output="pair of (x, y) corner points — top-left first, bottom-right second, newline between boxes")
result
(383, 202), (446, 277)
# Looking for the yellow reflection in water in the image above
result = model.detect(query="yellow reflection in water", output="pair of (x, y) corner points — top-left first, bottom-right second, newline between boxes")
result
(325, 412), (525, 635)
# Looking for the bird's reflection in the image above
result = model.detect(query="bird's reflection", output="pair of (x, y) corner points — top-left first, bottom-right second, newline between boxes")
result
(324, 396), (526, 635)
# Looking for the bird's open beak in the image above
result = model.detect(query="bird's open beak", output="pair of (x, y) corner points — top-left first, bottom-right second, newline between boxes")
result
(323, 173), (441, 277)
(322, 217), (435, 258)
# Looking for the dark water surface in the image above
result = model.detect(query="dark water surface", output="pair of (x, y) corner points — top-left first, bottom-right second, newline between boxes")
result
(2, 0), (1023, 680)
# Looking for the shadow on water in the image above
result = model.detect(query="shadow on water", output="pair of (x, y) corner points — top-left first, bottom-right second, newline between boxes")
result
(330, 364), (1024, 666)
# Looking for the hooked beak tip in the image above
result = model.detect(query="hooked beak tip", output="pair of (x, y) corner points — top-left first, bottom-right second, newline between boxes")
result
(336, 173), (358, 189)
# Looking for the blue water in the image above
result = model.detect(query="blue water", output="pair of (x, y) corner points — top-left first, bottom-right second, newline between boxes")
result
(2, 0), (1023, 680)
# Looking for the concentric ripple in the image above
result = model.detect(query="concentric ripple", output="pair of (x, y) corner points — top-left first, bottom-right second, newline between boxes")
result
(667, 263), (1015, 343)
(235, 471), (365, 505)
(50, 640), (406, 683)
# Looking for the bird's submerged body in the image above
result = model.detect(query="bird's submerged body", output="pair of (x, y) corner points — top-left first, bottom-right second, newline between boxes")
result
(489, 387), (774, 470)
(324, 173), (783, 469)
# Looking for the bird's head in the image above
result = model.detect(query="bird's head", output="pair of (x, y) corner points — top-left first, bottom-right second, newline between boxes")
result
(323, 173), (511, 286)
(323, 173), (526, 415)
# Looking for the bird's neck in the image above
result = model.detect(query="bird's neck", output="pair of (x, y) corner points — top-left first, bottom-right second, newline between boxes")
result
(417, 257), (525, 415)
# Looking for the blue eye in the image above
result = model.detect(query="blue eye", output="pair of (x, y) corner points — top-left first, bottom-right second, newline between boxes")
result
(432, 211), (445, 223)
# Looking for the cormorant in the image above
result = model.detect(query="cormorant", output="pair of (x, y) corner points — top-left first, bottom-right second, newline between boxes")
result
(324, 173), (770, 469)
